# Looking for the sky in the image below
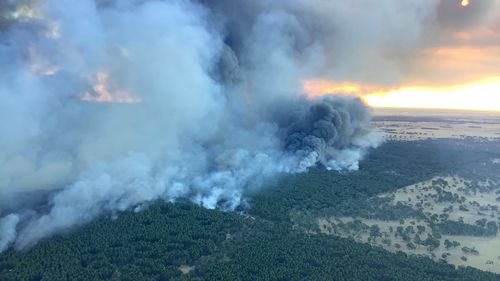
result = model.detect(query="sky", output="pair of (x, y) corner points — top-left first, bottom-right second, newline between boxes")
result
(2, 0), (499, 111)
(305, 0), (500, 111)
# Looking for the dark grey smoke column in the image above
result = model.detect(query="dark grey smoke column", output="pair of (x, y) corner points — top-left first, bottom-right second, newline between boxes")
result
(281, 96), (374, 170)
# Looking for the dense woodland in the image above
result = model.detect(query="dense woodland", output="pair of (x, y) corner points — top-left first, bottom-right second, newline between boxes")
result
(1, 139), (500, 281)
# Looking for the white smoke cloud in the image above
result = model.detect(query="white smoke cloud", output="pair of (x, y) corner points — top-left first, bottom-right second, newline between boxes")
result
(0, 0), (447, 252)
(0, 214), (19, 253)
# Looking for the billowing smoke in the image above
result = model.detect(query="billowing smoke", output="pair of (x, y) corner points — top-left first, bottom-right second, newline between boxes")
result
(1, 0), (451, 251)
(0, 215), (19, 252)
(282, 97), (375, 171)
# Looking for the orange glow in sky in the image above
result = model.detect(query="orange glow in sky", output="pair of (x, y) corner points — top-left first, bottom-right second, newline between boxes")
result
(303, 80), (391, 99)
(304, 77), (500, 112)
(303, 80), (365, 97)
(82, 71), (142, 104)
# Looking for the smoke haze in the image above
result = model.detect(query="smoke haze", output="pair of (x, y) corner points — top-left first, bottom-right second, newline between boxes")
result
(0, 0), (450, 251)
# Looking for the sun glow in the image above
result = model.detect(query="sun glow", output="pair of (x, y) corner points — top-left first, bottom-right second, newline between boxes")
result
(303, 80), (387, 98)
(461, 0), (469, 7)
(304, 78), (500, 112)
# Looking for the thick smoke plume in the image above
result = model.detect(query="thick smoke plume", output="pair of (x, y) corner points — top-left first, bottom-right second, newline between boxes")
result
(0, 0), (444, 251)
